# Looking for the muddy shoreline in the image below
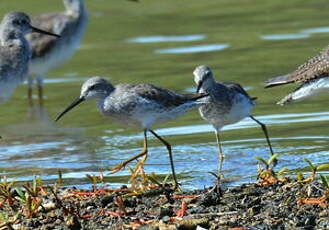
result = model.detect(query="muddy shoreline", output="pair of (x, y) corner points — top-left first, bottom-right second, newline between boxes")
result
(1, 177), (328, 230)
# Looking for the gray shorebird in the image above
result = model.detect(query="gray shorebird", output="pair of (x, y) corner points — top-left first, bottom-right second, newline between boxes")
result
(55, 77), (209, 188)
(0, 12), (59, 103)
(193, 65), (275, 176)
(26, 0), (88, 103)
(265, 46), (329, 105)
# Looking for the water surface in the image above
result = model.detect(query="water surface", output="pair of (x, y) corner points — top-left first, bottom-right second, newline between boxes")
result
(127, 34), (206, 43)
(0, 0), (329, 189)
(154, 44), (230, 54)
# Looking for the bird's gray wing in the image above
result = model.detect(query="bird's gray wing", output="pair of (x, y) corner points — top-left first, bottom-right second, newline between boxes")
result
(125, 83), (207, 107)
(223, 82), (256, 100)
(26, 12), (71, 58)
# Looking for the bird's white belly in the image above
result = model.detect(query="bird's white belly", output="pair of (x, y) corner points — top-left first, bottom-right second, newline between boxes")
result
(29, 39), (80, 76)
(200, 94), (254, 129)
(102, 98), (198, 129)
(150, 101), (197, 127)
(289, 77), (329, 102)
(225, 96), (253, 124)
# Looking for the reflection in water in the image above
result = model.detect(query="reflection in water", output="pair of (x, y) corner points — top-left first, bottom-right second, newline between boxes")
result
(27, 104), (50, 123)
(260, 34), (310, 40)
(155, 44), (230, 54)
(127, 34), (206, 43)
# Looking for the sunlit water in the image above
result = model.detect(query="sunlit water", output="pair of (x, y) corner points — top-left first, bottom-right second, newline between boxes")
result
(0, 0), (329, 189)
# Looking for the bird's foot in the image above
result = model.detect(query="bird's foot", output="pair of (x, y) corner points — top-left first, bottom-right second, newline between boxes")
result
(207, 171), (223, 195)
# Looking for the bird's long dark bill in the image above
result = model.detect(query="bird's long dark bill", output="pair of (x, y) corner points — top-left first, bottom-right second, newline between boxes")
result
(196, 81), (203, 93)
(31, 26), (60, 38)
(55, 97), (85, 122)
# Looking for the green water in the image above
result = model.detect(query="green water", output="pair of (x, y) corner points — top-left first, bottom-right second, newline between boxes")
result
(0, 0), (328, 188)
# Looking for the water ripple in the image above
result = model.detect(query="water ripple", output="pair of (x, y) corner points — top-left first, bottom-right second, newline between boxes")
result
(127, 34), (206, 43)
(301, 27), (329, 34)
(260, 34), (310, 40)
(155, 44), (230, 54)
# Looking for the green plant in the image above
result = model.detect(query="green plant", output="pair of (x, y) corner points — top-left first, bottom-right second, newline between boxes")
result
(254, 154), (291, 186)
(255, 153), (279, 170)
(23, 176), (43, 197)
(0, 211), (20, 229)
(85, 173), (104, 191)
(301, 158), (329, 182)
(0, 176), (16, 209)
(13, 176), (46, 218)
(320, 175), (329, 188)
(15, 187), (42, 218)
(320, 175), (329, 197)
(146, 173), (170, 187)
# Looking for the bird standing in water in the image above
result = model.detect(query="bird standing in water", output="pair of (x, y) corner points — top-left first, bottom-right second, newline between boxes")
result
(193, 65), (275, 178)
(0, 12), (59, 103)
(55, 77), (209, 188)
(26, 0), (88, 104)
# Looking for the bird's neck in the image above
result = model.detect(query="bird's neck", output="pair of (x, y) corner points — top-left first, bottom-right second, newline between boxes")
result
(66, 0), (87, 18)
(96, 85), (115, 110)
(201, 79), (216, 91)
(96, 93), (109, 114)
(0, 30), (28, 50)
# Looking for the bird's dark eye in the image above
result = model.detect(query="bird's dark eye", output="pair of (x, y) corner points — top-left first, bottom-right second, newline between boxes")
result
(89, 85), (96, 90)
(21, 20), (27, 24)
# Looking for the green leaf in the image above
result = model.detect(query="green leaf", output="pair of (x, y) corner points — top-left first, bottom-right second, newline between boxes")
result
(267, 153), (279, 165)
(316, 164), (329, 171)
(320, 175), (329, 188)
(86, 174), (97, 184)
(303, 158), (315, 170)
(14, 211), (22, 220)
(0, 212), (7, 221)
(32, 176), (37, 193)
(297, 172), (304, 182)
(254, 156), (268, 166)
(146, 175), (161, 186)
(15, 196), (26, 203)
(36, 176), (42, 187)
(15, 188), (25, 199)
(162, 174), (171, 185)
